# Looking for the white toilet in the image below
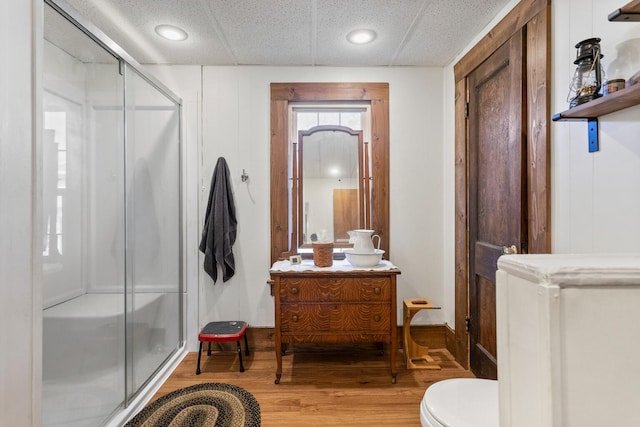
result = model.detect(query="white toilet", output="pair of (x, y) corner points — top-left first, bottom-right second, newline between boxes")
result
(420, 378), (498, 427)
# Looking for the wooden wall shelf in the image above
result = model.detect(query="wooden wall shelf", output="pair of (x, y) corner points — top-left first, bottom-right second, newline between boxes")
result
(553, 84), (640, 152)
(552, 83), (640, 152)
(609, 0), (640, 21)
(554, 1), (640, 151)
(552, 83), (640, 121)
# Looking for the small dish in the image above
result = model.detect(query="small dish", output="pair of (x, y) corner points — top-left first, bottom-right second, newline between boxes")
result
(344, 249), (385, 268)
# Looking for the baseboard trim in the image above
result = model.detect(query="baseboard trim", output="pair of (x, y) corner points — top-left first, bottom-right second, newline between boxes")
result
(445, 324), (456, 359)
(244, 325), (453, 352)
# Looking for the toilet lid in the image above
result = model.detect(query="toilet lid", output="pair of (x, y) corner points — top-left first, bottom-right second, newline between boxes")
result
(422, 378), (498, 427)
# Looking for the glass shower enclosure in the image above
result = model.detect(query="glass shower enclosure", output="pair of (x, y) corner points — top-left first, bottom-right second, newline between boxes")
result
(41, 1), (183, 425)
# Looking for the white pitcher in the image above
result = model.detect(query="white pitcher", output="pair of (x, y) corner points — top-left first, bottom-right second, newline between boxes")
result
(347, 229), (381, 254)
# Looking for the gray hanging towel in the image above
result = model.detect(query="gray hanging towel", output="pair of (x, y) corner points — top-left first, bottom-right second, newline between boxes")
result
(199, 157), (237, 282)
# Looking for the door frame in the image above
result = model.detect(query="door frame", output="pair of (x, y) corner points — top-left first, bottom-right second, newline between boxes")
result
(453, 0), (551, 368)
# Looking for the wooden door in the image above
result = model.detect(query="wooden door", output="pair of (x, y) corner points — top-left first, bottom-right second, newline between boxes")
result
(467, 34), (526, 379)
(333, 189), (358, 241)
(453, 0), (550, 374)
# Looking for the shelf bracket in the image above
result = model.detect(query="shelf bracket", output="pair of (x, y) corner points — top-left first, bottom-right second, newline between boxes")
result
(551, 114), (600, 153)
(588, 118), (599, 152)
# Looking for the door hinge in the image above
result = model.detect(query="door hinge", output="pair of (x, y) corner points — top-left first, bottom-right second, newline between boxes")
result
(465, 316), (471, 334)
(465, 102), (469, 118)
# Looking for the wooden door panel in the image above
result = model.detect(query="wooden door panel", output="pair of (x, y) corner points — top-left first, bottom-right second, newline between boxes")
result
(468, 33), (525, 379)
(333, 189), (358, 242)
(477, 276), (497, 358)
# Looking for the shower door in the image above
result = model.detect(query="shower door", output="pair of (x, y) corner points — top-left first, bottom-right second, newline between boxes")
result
(42, 1), (183, 425)
(123, 65), (181, 401)
(42, 3), (127, 426)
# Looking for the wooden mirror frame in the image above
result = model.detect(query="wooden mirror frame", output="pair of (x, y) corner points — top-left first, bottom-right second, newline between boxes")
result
(270, 82), (390, 264)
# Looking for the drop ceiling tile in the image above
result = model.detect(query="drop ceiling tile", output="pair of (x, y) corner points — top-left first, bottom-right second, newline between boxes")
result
(315, 0), (425, 66)
(55, 0), (514, 67)
(64, 0), (237, 64)
(207, 0), (314, 65)
(395, 0), (511, 66)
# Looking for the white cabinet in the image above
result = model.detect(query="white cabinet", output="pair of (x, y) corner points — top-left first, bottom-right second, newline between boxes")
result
(496, 254), (640, 427)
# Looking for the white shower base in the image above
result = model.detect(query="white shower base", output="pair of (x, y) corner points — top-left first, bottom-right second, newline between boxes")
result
(43, 292), (166, 427)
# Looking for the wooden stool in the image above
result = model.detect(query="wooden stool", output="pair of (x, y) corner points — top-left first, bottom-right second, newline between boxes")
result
(196, 321), (249, 374)
(403, 299), (441, 370)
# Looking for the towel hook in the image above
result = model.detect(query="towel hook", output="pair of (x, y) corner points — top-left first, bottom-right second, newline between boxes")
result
(241, 169), (249, 182)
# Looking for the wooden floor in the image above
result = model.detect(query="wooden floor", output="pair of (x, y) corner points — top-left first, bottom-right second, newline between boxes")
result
(151, 342), (474, 426)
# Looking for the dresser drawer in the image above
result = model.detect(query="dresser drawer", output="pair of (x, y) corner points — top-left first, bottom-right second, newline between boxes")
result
(280, 303), (390, 332)
(279, 277), (390, 302)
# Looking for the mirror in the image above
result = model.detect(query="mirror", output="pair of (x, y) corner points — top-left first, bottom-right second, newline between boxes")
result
(293, 125), (370, 248)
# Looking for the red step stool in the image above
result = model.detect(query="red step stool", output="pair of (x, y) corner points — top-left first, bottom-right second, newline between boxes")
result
(196, 321), (249, 374)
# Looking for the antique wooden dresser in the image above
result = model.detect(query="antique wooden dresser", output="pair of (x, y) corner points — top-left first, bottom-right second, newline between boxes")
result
(269, 259), (401, 384)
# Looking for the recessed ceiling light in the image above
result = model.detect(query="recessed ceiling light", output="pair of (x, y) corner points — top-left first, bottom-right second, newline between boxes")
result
(346, 29), (377, 45)
(154, 24), (188, 41)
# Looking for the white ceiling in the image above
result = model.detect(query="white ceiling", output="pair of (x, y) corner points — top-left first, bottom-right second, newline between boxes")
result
(59, 0), (511, 67)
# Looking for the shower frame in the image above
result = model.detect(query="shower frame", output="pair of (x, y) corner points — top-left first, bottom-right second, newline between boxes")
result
(43, 0), (185, 414)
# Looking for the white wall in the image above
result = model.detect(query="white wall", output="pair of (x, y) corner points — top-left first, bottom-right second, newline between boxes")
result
(0, 1), (41, 425)
(552, 0), (640, 253)
(188, 66), (445, 329)
(147, 65), (448, 340)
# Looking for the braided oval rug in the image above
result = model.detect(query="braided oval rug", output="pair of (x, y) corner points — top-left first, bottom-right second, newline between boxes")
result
(125, 383), (261, 427)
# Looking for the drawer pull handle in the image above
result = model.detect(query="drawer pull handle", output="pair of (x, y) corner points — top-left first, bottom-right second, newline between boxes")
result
(292, 315), (299, 322)
(374, 315), (381, 322)
(290, 287), (299, 294)
(374, 287), (381, 294)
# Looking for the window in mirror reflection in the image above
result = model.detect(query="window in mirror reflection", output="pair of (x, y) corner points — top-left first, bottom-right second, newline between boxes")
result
(290, 105), (371, 249)
(43, 111), (68, 259)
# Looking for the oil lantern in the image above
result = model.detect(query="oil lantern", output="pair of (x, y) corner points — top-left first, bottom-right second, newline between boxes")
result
(569, 38), (604, 108)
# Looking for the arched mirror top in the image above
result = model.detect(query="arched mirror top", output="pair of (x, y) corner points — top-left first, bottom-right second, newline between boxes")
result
(299, 124), (361, 138)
